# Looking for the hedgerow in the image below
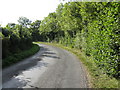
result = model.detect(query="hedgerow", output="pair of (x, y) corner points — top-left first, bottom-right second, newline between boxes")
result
(2, 44), (40, 68)
(39, 2), (119, 78)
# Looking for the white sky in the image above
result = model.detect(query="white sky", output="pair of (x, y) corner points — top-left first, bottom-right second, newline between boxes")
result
(0, 0), (63, 26)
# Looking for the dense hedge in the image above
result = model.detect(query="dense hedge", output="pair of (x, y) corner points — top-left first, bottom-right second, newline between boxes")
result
(1, 17), (41, 68)
(2, 37), (32, 59)
(39, 2), (119, 78)
(79, 2), (119, 78)
(1, 18), (41, 59)
(2, 44), (40, 68)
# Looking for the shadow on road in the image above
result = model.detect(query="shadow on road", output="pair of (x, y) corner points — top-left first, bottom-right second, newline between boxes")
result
(2, 57), (42, 83)
(40, 46), (60, 59)
(41, 55), (60, 59)
(3, 45), (60, 83)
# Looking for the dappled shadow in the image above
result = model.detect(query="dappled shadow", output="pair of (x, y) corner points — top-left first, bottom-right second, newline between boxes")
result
(39, 46), (51, 53)
(2, 61), (49, 88)
(2, 45), (60, 84)
(41, 54), (60, 59)
(39, 45), (60, 59)
(2, 58), (41, 83)
(34, 60), (49, 68)
(44, 51), (56, 55)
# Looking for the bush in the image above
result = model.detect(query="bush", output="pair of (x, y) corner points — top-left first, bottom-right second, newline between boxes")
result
(2, 37), (11, 58)
(2, 44), (40, 68)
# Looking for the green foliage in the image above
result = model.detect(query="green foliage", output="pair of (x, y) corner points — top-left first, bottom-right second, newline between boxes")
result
(2, 44), (40, 68)
(39, 2), (119, 78)
(2, 37), (11, 58)
(2, 17), (42, 69)
(30, 20), (41, 41)
(39, 12), (59, 41)
(0, 32), (4, 38)
(2, 28), (10, 37)
(18, 16), (31, 27)
(79, 2), (119, 78)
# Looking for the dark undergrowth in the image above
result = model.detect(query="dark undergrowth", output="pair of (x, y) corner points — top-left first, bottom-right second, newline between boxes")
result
(2, 43), (40, 68)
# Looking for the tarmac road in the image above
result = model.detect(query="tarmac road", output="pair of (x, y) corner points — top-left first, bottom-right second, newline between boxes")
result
(2, 44), (88, 88)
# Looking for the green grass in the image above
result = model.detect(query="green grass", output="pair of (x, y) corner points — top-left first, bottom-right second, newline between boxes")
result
(36, 42), (119, 88)
(2, 43), (40, 68)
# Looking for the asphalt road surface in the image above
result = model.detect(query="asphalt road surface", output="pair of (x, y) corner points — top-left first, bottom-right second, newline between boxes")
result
(2, 44), (88, 88)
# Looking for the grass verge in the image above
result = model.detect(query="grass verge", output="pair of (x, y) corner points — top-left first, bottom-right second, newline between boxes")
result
(36, 42), (119, 88)
(2, 43), (40, 68)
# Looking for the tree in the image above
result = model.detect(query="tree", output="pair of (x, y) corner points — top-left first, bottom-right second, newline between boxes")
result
(39, 12), (58, 41)
(18, 16), (31, 27)
(2, 28), (10, 37)
(30, 20), (41, 29)
(30, 20), (41, 41)
(6, 23), (16, 29)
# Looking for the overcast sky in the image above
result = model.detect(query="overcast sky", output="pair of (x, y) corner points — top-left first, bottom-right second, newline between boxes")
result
(1, 0), (117, 26)
(0, 0), (64, 26)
